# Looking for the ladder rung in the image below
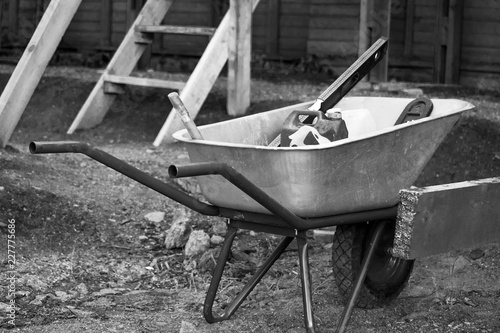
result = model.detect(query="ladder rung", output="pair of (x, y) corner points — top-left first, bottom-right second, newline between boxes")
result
(103, 74), (186, 91)
(135, 25), (216, 36)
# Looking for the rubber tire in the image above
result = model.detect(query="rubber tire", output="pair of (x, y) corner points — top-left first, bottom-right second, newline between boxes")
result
(332, 221), (415, 309)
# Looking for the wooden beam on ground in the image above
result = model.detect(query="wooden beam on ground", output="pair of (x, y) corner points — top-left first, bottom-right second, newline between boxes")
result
(227, 0), (252, 116)
(0, 0), (82, 148)
(153, 0), (260, 146)
(67, 0), (174, 134)
(393, 177), (500, 260)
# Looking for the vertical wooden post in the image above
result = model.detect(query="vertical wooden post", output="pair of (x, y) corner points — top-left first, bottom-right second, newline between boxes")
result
(266, 0), (280, 57)
(227, 0), (252, 116)
(433, 0), (447, 83)
(0, 0), (83, 147)
(370, 0), (391, 82)
(359, 0), (390, 82)
(358, 0), (371, 83)
(100, 0), (112, 48)
(358, 0), (370, 56)
(445, 0), (463, 84)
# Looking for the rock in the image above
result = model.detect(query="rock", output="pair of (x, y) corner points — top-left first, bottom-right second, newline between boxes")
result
(144, 211), (165, 223)
(54, 291), (73, 302)
(0, 186), (4, 191)
(179, 321), (198, 333)
(18, 275), (48, 292)
(452, 255), (471, 272)
(172, 208), (191, 224)
(210, 220), (227, 235)
(0, 302), (12, 312)
(92, 288), (126, 297)
(29, 294), (53, 305)
(469, 248), (485, 260)
(138, 235), (149, 242)
(164, 220), (192, 250)
(184, 230), (211, 257)
(66, 306), (95, 318)
(74, 283), (89, 295)
(198, 248), (221, 272)
(210, 235), (224, 246)
(402, 88), (424, 97)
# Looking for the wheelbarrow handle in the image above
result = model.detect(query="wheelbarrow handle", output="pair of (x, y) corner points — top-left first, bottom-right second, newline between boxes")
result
(29, 141), (219, 217)
(169, 162), (306, 230)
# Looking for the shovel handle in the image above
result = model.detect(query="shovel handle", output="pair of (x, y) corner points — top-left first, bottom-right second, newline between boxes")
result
(168, 92), (204, 140)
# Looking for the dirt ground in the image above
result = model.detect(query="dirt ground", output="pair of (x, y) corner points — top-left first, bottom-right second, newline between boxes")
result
(0, 62), (499, 333)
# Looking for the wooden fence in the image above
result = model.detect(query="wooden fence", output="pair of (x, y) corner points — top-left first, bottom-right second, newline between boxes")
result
(0, 0), (499, 89)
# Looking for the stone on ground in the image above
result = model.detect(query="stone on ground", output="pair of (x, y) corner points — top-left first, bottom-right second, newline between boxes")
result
(184, 230), (210, 257)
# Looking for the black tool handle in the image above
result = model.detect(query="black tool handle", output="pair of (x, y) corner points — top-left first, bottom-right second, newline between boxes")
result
(317, 37), (388, 112)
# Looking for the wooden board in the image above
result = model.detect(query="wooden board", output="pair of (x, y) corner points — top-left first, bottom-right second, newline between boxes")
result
(0, 0), (83, 147)
(227, 0), (252, 116)
(153, 0), (261, 146)
(67, 0), (175, 134)
(393, 177), (500, 260)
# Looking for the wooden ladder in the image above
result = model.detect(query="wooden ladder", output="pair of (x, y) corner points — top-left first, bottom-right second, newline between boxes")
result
(68, 0), (259, 145)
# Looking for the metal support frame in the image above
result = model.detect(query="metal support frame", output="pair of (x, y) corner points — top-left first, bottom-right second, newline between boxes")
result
(203, 219), (387, 333)
(29, 140), (395, 333)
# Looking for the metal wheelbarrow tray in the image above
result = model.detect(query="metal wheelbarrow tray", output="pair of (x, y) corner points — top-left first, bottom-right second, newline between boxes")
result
(173, 97), (471, 218)
(31, 96), (498, 333)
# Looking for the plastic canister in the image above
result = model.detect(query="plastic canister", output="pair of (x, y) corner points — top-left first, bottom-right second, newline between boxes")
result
(280, 110), (349, 147)
(336, 108), (377, 138)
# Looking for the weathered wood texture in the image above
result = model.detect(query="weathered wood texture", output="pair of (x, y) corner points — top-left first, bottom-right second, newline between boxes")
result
(153, 0), (261, 146)
(307, 0), (360, 67)
(227, 0), (252, 116)
(67, 0), (175, 133)
(0, 0), (83, 147)
(390, 0), (500, 89)
(393, 178), (500, 260)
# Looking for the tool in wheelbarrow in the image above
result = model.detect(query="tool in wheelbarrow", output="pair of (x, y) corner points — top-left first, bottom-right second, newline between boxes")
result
(268, 37), (388, 147)
(168, 92), (204, 140)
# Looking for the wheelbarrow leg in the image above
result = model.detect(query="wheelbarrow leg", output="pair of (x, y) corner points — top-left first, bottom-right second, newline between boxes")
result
(296, 235), (316, 333)
(204, 223), (294, 323)
(336, 220), (387, 333)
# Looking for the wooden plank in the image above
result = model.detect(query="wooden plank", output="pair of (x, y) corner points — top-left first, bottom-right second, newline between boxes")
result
(67, 0), (175, 134)
(404, 0), (414, 57)
(445, 0), (463, 84)
(104, 74), (186, 90)
(153, 0), (261, 146)
(136, 25), (216, 35)
(433, 0), (446, 83)
(310, 4), (359, 16)
(393, 178), (500, 260)
(358, 0), (370, 63)
(370, 0), (391, 82)
(266, 0), (280, 56)
(227, 0), (252, 116)
(0, 0), (83, 147)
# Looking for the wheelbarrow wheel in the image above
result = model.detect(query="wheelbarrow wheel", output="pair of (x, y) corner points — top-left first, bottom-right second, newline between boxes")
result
(331, 220), (414, 309)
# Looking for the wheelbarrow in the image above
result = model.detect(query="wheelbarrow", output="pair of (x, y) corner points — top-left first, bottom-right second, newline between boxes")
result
(29, 97), (500, 332)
